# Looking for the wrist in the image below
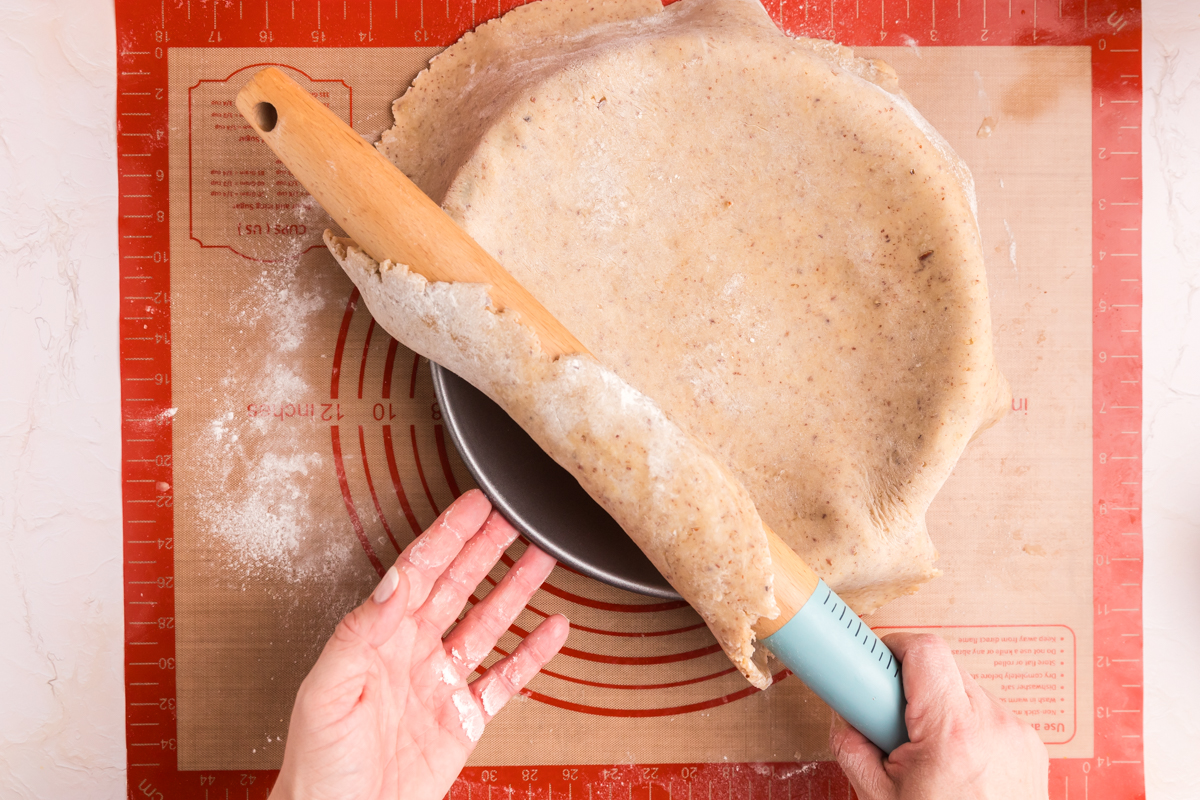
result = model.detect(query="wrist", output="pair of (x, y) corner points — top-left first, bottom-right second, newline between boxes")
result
(267, 773), (296, 800)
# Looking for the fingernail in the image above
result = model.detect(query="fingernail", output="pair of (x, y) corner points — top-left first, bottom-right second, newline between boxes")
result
(373, 565), (400, 604)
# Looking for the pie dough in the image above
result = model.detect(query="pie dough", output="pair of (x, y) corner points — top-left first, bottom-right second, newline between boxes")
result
(328, 237), (778, 685)
(328, 0), (1009, 687)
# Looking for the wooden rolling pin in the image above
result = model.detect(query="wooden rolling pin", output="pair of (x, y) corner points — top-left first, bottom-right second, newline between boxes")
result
(237, 66), (909, 752)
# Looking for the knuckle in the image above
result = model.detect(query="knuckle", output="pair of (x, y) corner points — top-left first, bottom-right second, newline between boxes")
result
(1024, 724), (1049, 755)
(508, 562), (541, 593)
(497, 649), (526, 688)
(828, 728), (850, 760)
(336, 607), (365, 640)
(482, 615), (509, 643)
(445, 571), (478, 598)
(471, 608), (511, 648)
(523, 636), (553, 666)
(490, 660), (520, 693)
(484, 517), (519, 546)
(909, 633), (949, 658)
(942, 715), (974, 743)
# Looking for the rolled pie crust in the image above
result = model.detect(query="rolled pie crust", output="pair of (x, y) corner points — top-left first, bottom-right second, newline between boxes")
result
(328, 0), (1010, 687)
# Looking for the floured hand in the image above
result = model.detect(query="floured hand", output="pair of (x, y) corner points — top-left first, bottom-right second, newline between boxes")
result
(269, 489), (570, 800)
(830, 633), (1049, 800)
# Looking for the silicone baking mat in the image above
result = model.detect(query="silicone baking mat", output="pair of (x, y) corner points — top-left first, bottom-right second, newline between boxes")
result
(117, 1), (1143, 798)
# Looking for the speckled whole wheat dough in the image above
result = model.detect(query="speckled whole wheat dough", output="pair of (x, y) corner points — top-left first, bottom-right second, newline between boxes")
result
(327, 236), (779, 687)
(328, 0), (1009, 686)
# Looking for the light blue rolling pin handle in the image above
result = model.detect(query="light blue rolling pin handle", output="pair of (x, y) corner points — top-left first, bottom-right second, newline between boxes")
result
(761, 580), (909, 753)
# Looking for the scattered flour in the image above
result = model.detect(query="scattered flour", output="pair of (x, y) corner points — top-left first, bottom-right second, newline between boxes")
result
(1003, 218), (1018, 268)
(196, 448), (352, 583)
(451, 688), (485, 742)
(236, 260), (327, 354)
(720, 272), (745, 297)
(188, 246), (355, 588)
(480, 678), (508, 717)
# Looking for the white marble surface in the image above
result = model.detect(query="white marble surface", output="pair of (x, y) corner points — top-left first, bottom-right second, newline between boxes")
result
(0, 0), (1195, 797)
(1141, 1), (1200, 795)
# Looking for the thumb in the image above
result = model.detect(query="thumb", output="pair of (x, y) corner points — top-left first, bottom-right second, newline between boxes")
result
(298, 565), (413, 715)
(829, 713), (895, 800)
(331, 564), (413, 654)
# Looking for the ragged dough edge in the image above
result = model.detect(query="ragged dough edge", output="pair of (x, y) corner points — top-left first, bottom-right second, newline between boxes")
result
(378, 0), (664, 204)
(789, 35), (981, 225)
(381, 0), (980, 227)
(325, 232), (779, 689)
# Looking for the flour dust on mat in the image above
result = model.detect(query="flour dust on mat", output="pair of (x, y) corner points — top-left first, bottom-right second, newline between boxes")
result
(189, 254), (358, 587)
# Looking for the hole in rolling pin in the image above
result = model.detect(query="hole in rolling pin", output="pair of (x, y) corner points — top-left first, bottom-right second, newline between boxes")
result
(253, 102), (278, 132)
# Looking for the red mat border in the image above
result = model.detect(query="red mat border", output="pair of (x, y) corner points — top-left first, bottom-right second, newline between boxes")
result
(116, 1), (1143, 797)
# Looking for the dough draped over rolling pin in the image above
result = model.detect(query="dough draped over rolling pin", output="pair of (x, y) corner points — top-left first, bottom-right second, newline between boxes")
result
(328, 0), (1009, 686)
(327, 235), (779, 687)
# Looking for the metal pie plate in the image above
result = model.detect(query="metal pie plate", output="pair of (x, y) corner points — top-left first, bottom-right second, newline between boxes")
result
(431, 362), (680, 599)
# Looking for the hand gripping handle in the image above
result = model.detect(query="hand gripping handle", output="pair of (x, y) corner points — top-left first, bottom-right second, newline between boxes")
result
(761, 580), (909, 753)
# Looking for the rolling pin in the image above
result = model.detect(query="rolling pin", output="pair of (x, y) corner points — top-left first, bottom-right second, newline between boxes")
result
(236, 67), (909, 753)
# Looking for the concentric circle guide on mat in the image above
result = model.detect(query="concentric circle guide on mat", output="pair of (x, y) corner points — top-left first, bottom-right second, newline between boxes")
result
(116, 1), (1142, 798)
